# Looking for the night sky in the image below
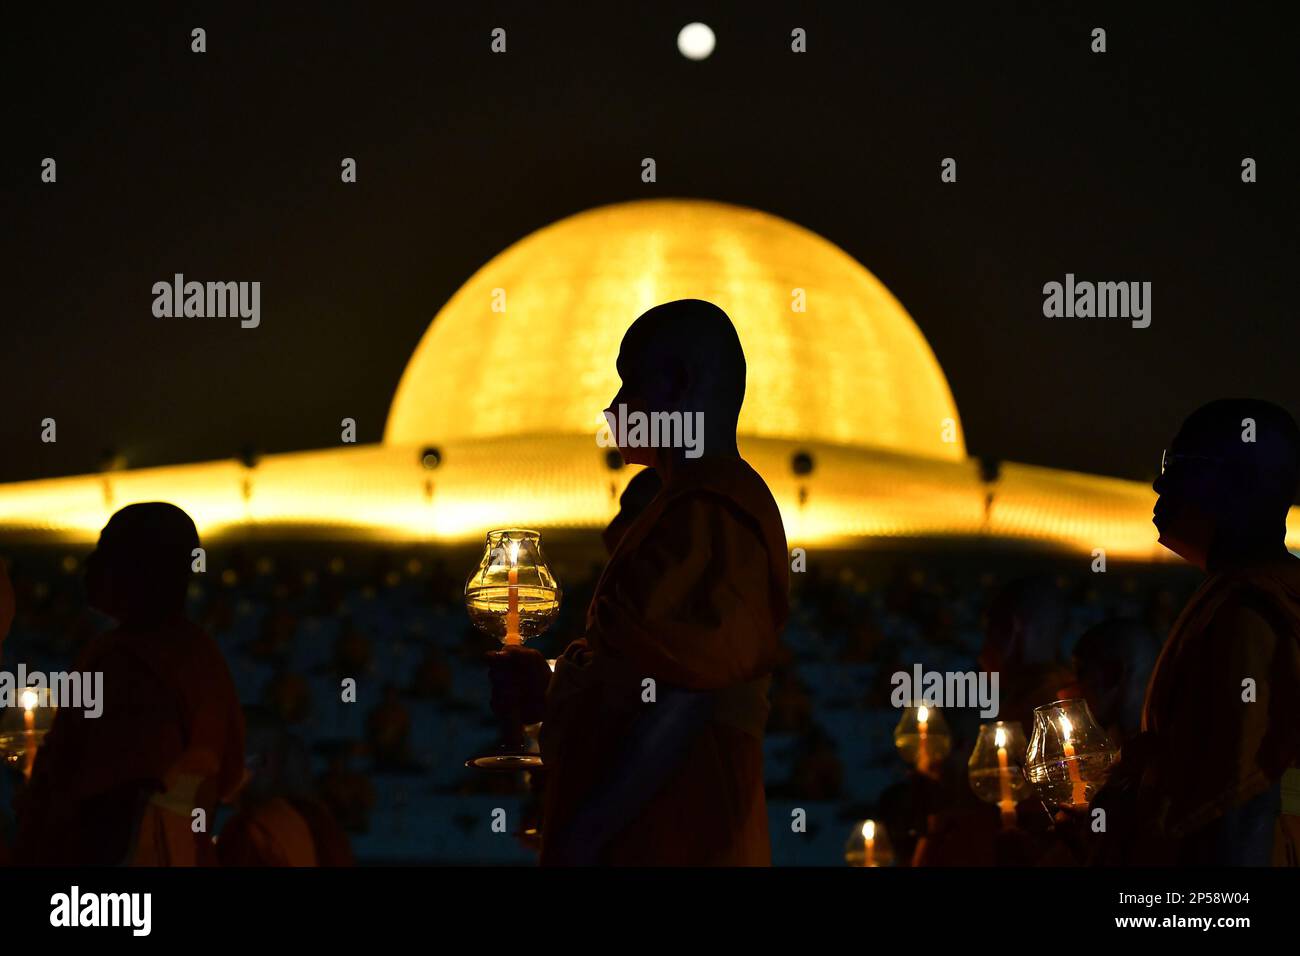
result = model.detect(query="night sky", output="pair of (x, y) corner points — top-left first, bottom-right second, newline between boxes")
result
(3, 3), (1295, 487)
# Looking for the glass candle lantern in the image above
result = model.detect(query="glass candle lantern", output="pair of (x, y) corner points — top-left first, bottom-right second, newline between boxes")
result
(0, 686), (57, 781)
(845, 819), (894, 867)
(465, 529), (561, 645)
(1024, 699), (1117, 810)
(464, 529), (561, 770)
(968, 721), (1031, 826)
(893, 704), (951, 777)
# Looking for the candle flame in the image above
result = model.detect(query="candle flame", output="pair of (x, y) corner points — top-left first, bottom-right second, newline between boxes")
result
(994, 726), (1007, 748)
(20, 688), (38, 711)
(508, 539), (520, 567)
(916, 705), (929, 725)
(861, 820), (875, 841)
(1059, 714), (1073, 741)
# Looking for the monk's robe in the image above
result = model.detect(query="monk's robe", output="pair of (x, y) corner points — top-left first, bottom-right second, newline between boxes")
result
(217, 796), (354, 867)
(15, 617), (245, 865)
(1130, 556), (1300, 864)
(540, 457), (789, 865)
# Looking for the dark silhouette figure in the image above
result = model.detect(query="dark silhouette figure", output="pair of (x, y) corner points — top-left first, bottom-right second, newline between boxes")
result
(1097, 399), (1300, 865)
(489, 299), (789, 865)
(15, 502), (245, 865)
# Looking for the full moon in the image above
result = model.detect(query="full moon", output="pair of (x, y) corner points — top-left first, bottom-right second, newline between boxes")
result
(677, 22), (715, 61)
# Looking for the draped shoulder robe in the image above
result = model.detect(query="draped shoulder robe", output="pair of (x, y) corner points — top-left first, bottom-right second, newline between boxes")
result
(540, 458), (789, 866)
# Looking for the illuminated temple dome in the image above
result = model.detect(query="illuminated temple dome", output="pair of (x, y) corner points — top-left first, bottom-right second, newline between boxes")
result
(0, 199), (1295, 556)
(386, 199), (965, 461)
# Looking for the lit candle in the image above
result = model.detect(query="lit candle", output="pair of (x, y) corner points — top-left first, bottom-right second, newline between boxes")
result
(21, 688), (38, 781)
(1060, 714), (1087, 807)
(916, 705), (930, 776)
(862, 819), (876, 867)
(995, 726), (1016, 827)
(505, 538), (521, 645)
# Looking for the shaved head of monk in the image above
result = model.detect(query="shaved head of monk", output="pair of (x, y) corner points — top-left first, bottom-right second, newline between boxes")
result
(606, 299), (745, 470)
(1153, 399), (1300, 570)
(86, 501), (199, 627)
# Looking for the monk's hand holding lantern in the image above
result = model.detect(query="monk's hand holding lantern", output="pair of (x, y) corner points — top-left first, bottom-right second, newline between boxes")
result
(465, 529), (560, 771)
(1024, 699), (1117, 811)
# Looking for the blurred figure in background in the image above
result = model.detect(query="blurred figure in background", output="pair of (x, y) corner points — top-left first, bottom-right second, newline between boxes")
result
(1072, 618), (1161, 748)
(15, 503), (245, 865)
(979, 575), (1081, 731)
(261, 667), (313, 725)
(316, 750), (376, 834)
(217, 709), (352, 867)
(366, 684), (415, 771)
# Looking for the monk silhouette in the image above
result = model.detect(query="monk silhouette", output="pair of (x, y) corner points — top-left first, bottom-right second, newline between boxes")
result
(1097, 399), (1300, 865)
(489, 299), (789, 865)
(14, 503), (245, 865)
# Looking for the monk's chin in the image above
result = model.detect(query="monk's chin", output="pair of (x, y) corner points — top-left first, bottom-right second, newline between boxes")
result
(617, 448), (655, 468)
(1157, 531), (1208, 569)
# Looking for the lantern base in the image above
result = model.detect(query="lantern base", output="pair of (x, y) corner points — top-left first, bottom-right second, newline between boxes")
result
(465, 745), (543, 772)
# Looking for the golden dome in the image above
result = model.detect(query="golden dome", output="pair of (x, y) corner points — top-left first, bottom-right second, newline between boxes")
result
(12, 197), (1263, 560)
(385, 199), (965, 461)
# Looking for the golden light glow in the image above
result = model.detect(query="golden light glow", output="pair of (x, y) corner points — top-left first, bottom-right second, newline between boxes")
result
(386, 199), (966, 462)
(20, 689), (38, 712)
(0, 199), (1296, 558)
(917, 705), (930, 726)
(994, 726), (1007, 748)
(861, 820), (875, 841)
(0, 410), (1295, 555)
